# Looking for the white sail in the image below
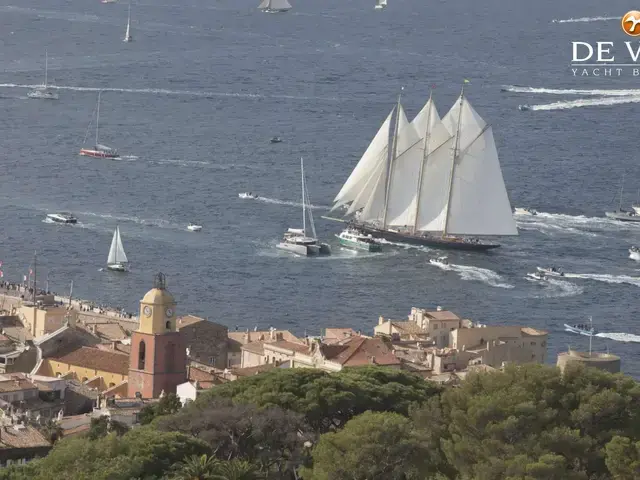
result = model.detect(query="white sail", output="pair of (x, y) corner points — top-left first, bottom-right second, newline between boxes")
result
(266, 0), (291, 9)
(258, 0), (270, 7)
(123, 0), (132, 41)
(332, 109), (394, 210)
(107, 227), (128, 264)
(434, 95), (517, 236)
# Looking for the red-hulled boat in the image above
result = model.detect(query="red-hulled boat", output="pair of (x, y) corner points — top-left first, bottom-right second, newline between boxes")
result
(79, 144), (119, 159)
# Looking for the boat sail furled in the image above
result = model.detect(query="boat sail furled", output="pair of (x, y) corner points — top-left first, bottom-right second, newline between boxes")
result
(329, 87), (517, 251)
(123, 0), (132, 42)
(107, 226), (128, 271)
(258, 0), (292, 12)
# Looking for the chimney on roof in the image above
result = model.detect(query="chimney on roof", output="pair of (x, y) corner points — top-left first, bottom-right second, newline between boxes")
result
(269, 327), (275, 340)
(378, 315), (385, 326)
(356, 330), (361, 336)
(436, 306), (443, 312)
(369, 356), (376, 365)
(111, 341), (117, 350)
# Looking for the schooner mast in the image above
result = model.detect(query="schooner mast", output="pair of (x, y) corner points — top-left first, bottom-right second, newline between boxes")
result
(382, 88), (403, 229)
(411, 89), (433, 234)
(442, 85), (465, 238)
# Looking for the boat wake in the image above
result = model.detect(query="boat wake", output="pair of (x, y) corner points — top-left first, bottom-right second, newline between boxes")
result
(502, 85), (639, 97)
(564, 272), (640, 288)
(551, 16), (617, 23)
(76, 211), (184, 230)
(595, 332), (640, 343)
(515, 211), (635, 237)
(376, 238), (432, 254)
(501, 85), (640, 111)
(429, 261), (513, 289)
(523, 96), (640, 112)
(526, 277), (584, 298)
(241, 195), (329, 210)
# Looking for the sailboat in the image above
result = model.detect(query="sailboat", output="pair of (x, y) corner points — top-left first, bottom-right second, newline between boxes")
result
(277, 158), (331, 256)
(258, 0), (292, 13)
(374, 0), (387, 10)
(79, 92), (119, 159)
(107, 226), (129, 272)
(27, 51), (59, 100)
(327, 86), (518, 251)
(123, 0), (132, 42)
(605, 174), (640, 222)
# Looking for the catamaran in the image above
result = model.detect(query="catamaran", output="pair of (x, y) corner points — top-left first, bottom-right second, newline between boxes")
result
(328, 86), (518, 251)
(107, 226), (129, 272)
(27, 50), (58, 100)
(277, 158), (331, 256)
(79, 92), (119, 159)
(258, 0), (292, 13)
(374, 0), (387, 9)
(123, 0), (132, 42)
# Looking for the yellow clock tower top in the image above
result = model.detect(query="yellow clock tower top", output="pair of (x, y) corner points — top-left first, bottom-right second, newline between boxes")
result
(138, 273), (177, 335)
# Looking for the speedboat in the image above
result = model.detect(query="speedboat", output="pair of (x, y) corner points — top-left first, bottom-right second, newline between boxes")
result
(336, 228), (381, 252)
(27, 88), (58, 100)
(536, 266), (564, 276)
(564, 323), (597, 336)
(605, 209), (640, 222)
(429, 256), (449, 267)
(518, 104), (530, 111)
(46, 212), (78, 224)
(238, 192), (258, 199)
(187, 224), (202, 232)
(633, 205), (640, 215)
(527, 271), (547, 281)
(277, 229), (331, 256)
(79, 144), (119, 159)
(630, 246), (640, 261)
(270, 137), (283, 144)
(514, 207), (537, 216)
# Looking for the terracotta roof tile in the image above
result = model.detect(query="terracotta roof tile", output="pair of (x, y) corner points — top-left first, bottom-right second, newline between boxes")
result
(0, 425), (50, 449)
(264, 340), (309, 354)
(241, 342), (265, 355)
(53, 346), (129, 376)
(323, 336), (400, 367)
(230, 364), (276, 377)
(188, 366), (216, 383)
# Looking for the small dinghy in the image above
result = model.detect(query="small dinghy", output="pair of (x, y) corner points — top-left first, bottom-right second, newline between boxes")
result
(187, 224), (202, 232)
(630, 246), (640, 261)
(514, 207), (537, 216)
(536, 266), (564, 276)
(270, 136), (283, 143)
(527, 271), (547, 281)
(239, 192), (258, 199)
(429, 256), (449, 267)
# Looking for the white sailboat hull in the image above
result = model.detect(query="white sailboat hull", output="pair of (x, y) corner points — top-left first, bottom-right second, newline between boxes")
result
(277, 242), (320, 256)
(27, 89), (58, 100)
(107, 263), (128, 272)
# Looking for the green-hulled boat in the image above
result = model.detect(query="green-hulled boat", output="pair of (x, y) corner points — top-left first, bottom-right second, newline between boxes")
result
(336, 228), (382, 252)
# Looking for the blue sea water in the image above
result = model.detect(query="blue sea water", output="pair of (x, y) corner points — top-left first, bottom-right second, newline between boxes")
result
(1, 0), (640, 375)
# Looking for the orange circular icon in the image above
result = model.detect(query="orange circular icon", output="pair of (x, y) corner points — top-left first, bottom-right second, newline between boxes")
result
(622, 11), (640, 36)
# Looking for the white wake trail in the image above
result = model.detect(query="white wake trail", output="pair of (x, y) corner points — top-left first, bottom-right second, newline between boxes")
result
(551, 16), (617, 24)
(527, 96), (640, 111)
(430, 262), (513, 289)
(564, 272), (640, 288)
(596, 332), (640, 343)
(502, 85), (640, 97)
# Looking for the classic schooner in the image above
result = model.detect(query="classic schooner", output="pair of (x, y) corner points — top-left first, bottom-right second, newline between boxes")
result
(329, 86), (518, 251)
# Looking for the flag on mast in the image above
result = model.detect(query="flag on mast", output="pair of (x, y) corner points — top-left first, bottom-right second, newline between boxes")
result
(463, 78), (470, 83)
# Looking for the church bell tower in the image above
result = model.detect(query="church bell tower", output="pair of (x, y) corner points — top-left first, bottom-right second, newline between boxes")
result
(128, 273), (187, 398)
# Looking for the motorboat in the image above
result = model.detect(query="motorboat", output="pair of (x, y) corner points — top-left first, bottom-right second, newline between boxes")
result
(238, 192), (258, 199)
(46, 212), (78, 224)
(278, 229), (330, 256)
(429, 256), (449, 267)
(336, 228), (381, 252)
(536, 266), (564, 276)
(527, 271), (547, 281)
(270, 137), (283, 143)
(630, 246), (640, 261)
(187, 224), (202, 232)
(514, 207), (537, 216)
(518, 104), (530, 111)
(564, 323), (597, 336)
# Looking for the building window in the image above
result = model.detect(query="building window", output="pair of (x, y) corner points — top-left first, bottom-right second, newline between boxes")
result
(166, 321), (171, 330)
(138, 340), (146, 370)
(166, 342), (175, 372)
(209, 356), (216, 365)
(108, 383), (115, 388)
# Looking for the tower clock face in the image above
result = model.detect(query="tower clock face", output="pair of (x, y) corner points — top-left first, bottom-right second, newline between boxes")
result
(143, 306), (152, 317)
(165, 307), (174, 318)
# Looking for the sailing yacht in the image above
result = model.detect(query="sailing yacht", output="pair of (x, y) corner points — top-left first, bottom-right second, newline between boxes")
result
(258, 0), (292, 13)
(107, 226), (129, 272)
(277, 158), (331, 256)
(27, 51), (59, 100)
(328, 86), (518, 251)
(605, 175), (640, 222)
(374, 0), (387, 9)
(123, 0), (132, 42)
(79, 92), (119, 159)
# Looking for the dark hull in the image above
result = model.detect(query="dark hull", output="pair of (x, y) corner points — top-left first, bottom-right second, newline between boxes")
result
(355, 224), (500, 251)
